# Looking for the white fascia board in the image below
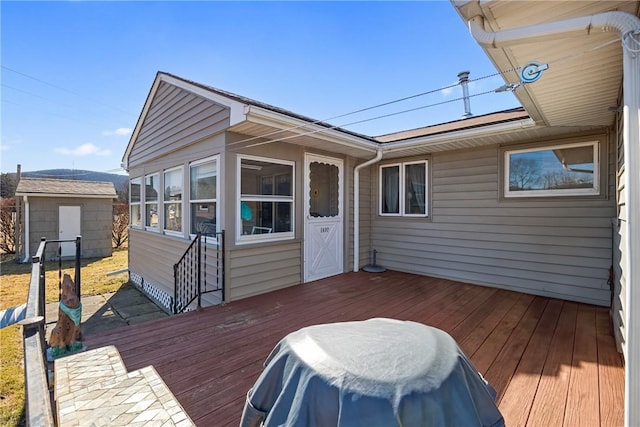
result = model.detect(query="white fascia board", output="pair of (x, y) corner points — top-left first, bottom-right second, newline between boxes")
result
(15, 192), (116, 199)
(121, 73), (249, 170)
(159, 74), (247, 126)
(380, 117), (536, 154)
(122, 75), (164, 171)
(244, 105), (379, 154)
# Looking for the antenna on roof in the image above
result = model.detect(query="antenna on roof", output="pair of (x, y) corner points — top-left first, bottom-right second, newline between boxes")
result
(458, 71), (472, 119)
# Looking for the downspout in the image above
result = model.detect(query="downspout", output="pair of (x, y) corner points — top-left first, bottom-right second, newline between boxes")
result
(468, 11), (640, 427)
(353, 150), (383, 272)
(22, 195), (30, 263)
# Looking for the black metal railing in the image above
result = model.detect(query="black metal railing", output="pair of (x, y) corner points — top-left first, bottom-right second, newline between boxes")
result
(20, 236), (82, 427)
(173, 231), (225, 314)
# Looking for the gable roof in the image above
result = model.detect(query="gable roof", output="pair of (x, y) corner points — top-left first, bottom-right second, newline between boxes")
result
(15, 178), (117, 199)
(161, 72), (377, 143)
(125, 71), (546, 163)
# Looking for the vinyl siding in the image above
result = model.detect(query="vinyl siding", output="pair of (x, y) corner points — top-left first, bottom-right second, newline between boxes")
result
(129, 229), (223, 307)
(226, 241), (301, 301)
(220, 139), (358, 301)
(128, 82), (230, 168)
(370, 134), (615, 306)
(613, 113), (626, 355)
(129, 229), (191, 294)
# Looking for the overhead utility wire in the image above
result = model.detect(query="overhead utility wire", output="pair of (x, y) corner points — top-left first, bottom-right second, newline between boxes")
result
(230, 88), (500, 152)
(225, 80), (464, 148)
(225, 66), (531, 150)
(2, 83), (77, 109)
(1, 98), (104, 126)
(1, 65), (137, 117)
(229, 34), (622, 152)
(25, 170), (104, 178)
(225, 70), (522, 150)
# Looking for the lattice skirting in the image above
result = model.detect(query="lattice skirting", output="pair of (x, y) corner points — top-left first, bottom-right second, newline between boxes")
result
(129, 272), (174, 314)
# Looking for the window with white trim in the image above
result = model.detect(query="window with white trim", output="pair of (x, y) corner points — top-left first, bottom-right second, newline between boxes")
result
(130, 177), (142, 227)
(163, 167), (183, 233)
(238, 155), (294, 242)
(379, 160), (428, 217)
(504, 141), (599, 197)
(190, 157), (218, 236)
(144, 173), (159, 229)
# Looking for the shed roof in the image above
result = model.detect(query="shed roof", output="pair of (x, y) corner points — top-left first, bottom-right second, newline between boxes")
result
(15, 178), (117, 199)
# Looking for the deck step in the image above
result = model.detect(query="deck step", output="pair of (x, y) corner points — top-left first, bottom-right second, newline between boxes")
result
(54, 345), (127, 400)
(55, 346), (194, 426)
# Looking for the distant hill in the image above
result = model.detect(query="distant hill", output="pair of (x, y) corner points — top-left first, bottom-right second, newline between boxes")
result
(12, 169), (129, 191)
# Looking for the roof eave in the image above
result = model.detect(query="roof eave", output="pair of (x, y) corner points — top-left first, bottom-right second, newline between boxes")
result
(241, 105), (379, 154)
(15, 192), (116, 199)
(121, 72), (248, 171)
(381, 117), (537, 154)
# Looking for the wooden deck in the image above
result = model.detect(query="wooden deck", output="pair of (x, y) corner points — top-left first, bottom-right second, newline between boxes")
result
(84, 271), (625, 426)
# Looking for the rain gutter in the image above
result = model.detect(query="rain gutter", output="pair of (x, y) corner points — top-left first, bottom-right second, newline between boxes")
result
(467, 11), (640, 427)
(380, 116), (535, 154)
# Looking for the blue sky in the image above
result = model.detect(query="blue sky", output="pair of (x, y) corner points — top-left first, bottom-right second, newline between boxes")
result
(1, 1), (520, 175)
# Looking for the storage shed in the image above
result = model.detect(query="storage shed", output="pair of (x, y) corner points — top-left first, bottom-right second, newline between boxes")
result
(15, 177), (117, 261)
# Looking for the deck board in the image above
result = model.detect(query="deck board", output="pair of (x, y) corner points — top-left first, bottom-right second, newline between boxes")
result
(485, 296), (549, 403)
(498, 299), (563, 425)
(596, 307), (625, 427)
(564, 304), (600, 427)
(526, 301), (578, 427)
(83, 270), (624, 426)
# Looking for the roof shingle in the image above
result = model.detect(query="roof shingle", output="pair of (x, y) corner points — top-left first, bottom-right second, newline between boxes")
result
(15, 178), (117, 198)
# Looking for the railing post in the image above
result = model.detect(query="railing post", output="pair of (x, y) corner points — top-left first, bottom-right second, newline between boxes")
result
(75, 235), (81, 300)
(220, 230), (225, 304)
(197, 232), (202, 310)
(19, 316), (46, 375)
(19, 315), (55, 426)
(173, 263), (178, 315)
(33, 253), (45, 335)
(57, 244), (62, 302)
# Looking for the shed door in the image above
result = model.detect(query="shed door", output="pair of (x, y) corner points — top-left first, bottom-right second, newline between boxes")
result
(304, 154), (343, 282)
(59, 206), (81, 257)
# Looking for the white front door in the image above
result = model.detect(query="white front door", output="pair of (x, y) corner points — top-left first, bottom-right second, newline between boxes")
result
(304, 154), (343, 282)
(59, 206), (81, 257)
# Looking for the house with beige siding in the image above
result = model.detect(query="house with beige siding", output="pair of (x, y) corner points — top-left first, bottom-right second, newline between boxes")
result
(123, 2), (639, 424)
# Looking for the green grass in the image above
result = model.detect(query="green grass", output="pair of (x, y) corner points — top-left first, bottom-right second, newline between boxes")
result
(0, 249), (130, 427)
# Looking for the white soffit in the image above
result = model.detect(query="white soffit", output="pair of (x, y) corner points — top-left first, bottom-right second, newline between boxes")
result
(226, 104), (381, 159)
(457, 0), (640, 128)
(380, 124), (600, 159)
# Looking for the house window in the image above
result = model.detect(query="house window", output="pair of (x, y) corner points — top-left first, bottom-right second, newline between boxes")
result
(163, 167), (183, 233)
(130, 177), (142, 227)
(190, 157), (218, 236)
(504, 141), (599, 197)
(144, 173), (159, 229)
(380, 161), (428, 217)
(238, 155), (294, 242)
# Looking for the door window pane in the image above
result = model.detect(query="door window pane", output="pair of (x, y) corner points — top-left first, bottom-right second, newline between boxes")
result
(309, 162), (339, 217)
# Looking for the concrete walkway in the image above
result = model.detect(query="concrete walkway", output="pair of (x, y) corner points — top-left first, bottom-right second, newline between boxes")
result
(46, 286), (168, 339)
